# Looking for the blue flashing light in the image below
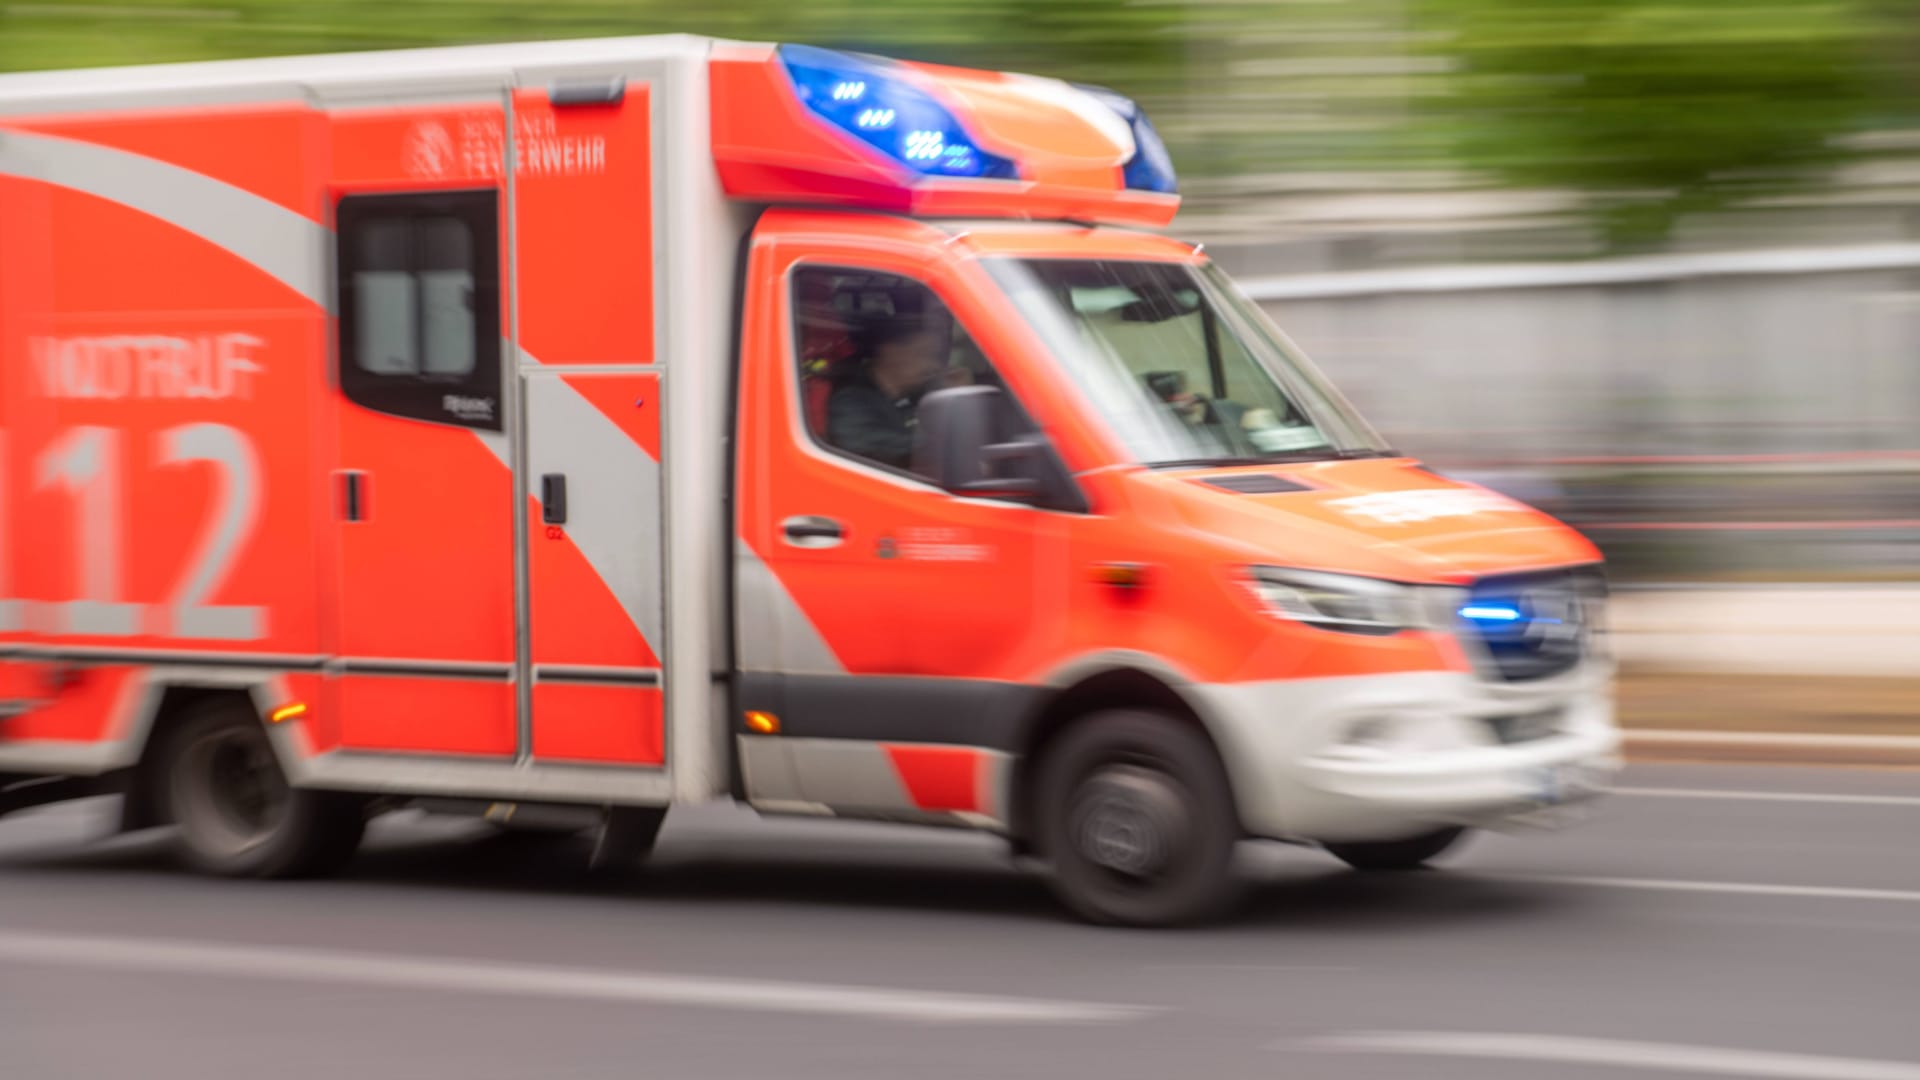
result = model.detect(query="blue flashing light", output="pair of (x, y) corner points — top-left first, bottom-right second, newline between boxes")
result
(780, 44), (1017, 181)
(1460, 604), (1525, 623)
(1076, 83), (1179, 195)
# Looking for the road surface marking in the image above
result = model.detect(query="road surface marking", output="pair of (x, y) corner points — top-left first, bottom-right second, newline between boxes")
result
(1615, 786), (1920, 807)
(1295, 1031), (1920, 1079)
(0, 930), (1152, 1025)
(1625, 731), (1920, 750)
(1504, 874), (1920, 905)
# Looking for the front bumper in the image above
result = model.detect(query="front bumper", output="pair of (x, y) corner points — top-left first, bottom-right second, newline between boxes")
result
(1196, 662), (1619, 844)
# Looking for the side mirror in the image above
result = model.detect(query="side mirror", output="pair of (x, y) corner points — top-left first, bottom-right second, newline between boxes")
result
(914, 385), (1084, 512)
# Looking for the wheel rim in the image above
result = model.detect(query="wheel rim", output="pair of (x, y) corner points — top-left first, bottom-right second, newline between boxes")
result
(1068, 764), (1189, 881)
(176, 724), (289, 856)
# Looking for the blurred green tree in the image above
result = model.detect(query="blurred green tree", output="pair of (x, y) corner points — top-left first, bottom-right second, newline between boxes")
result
(0, 1), (1193, 96)
(1414, 0), (1905, 249)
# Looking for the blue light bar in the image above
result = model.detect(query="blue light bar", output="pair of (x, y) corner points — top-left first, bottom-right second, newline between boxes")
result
(1075, 83), (1178, 194)
(780, 45), (1017, 181)
(1460, 604), (1525, 623)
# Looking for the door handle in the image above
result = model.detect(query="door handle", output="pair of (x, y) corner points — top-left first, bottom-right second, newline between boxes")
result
(337, 470), (368, 522)
(541, 474), (568, 525)
(781, 515), (845, 548)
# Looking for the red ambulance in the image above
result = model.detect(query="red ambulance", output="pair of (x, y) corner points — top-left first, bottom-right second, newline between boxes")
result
(0, 36), (1618, 925)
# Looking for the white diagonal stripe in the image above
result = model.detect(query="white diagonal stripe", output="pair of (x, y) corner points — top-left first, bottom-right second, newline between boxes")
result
(0, 128), (327, 305)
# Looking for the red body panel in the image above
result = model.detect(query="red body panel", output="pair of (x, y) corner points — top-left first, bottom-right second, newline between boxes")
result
(513, 88), (655, 368)
(530, 683), (664, 765)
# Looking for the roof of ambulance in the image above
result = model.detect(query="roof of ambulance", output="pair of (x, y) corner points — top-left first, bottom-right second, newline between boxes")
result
(0, 34), (726, 113)
(933, 220), (1199, 260)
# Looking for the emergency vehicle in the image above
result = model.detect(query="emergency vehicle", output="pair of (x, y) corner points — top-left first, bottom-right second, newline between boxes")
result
(0, 35), (1619, 925)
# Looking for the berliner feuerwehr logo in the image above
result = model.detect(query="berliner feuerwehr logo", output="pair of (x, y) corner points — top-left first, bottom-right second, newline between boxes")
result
(403, 120), (456, 179)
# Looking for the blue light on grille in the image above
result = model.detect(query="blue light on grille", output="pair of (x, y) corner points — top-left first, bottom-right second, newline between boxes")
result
(1460, 604), (1525, 622)
(780, 45), (1017, 180)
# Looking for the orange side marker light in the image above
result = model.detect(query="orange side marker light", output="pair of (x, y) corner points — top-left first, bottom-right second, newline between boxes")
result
(268, 701), (309, 725)
(745, 711), (780, 735)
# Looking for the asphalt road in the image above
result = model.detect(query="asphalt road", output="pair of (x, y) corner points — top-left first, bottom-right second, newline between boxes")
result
(3, 762), (1918, 1080)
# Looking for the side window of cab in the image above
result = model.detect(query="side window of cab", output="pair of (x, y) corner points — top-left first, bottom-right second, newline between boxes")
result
(790, 266), (1011, 481)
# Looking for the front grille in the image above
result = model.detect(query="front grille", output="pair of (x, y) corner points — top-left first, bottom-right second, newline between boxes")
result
(1460, 566), (1606, 682)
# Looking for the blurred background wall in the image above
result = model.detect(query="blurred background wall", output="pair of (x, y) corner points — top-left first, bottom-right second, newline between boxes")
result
(6, 0), (1919, 583)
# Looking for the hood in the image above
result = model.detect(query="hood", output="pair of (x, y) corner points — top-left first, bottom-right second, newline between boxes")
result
(1142, 458), (1601, 583)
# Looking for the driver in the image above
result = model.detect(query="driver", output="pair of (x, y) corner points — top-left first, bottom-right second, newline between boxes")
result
(826, 317), (946, 470)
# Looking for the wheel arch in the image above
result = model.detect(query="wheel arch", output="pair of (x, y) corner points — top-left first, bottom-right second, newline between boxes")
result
(120, 670), (296, 831)
(1007, 653), (1240, 851)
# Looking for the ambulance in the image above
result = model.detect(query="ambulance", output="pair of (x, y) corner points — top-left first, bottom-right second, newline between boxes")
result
(0, 35), (1619, 925)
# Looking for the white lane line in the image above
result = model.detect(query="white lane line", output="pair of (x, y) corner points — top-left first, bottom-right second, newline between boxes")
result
(1295, 1031), (1920, 1080)
(1626, 730), (1920, 749)
(0, 930), (1151, 1025)
(1502, 874), (1920, 904)
(1615, 786), (1920, 807)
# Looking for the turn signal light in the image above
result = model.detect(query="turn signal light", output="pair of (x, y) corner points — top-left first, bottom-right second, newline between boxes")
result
(267, 701), (309, 724)
(745, 710), (780, 735)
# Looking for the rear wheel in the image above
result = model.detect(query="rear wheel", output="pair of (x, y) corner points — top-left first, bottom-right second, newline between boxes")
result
(162, 698), (365, 878)
(1323, 827), (1468, 871)
(1036, 711), (1239, 927)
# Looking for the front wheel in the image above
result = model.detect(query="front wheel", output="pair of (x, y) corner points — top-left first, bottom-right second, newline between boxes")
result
(161, 698), (365, 878)
(1036, 711), (1240, 927)
(1323, 827), (1468, 872)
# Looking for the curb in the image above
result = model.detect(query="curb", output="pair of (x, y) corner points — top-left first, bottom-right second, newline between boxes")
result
(1624, 730), (1920, 767)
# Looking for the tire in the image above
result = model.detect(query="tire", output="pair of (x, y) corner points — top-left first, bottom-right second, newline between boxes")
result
(1324, 827), (1468, 872)
(589, 806), (667, 871)
(1035, 711), (1240, 927)
(161, 698), (365, 878)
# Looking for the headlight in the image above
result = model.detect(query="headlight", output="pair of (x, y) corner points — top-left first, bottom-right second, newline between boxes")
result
(1240, 567), (1454, 635)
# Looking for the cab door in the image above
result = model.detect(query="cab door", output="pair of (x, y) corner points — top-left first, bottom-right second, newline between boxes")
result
(734, 215), (1076, 819)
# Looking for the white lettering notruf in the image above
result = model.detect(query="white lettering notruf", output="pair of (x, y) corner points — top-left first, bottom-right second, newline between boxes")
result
(30, 333), (265, 402)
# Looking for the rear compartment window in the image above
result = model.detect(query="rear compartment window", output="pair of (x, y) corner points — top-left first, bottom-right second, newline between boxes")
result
(336, 190), (502, 431)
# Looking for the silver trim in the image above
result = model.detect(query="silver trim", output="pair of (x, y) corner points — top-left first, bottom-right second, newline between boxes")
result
(3, 644), (328, 669)
(533, 664), (662, 686)
(0, 740), (125, 776)
(503, 87), (534, 765)
(327, 658), (515, 679)
(292, 751), (670, 806)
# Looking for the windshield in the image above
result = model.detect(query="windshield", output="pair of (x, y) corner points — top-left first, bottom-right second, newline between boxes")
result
(985, 258), (1392, 467)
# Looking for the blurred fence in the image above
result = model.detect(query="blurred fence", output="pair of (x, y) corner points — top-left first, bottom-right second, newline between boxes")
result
(1238, 244), (1920, 579)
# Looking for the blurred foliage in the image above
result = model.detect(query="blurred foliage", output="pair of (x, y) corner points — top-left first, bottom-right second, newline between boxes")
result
(0, 2), (1195, 94)
(6, 0), (1920, 244)
(1412, 0), (1918, 249)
